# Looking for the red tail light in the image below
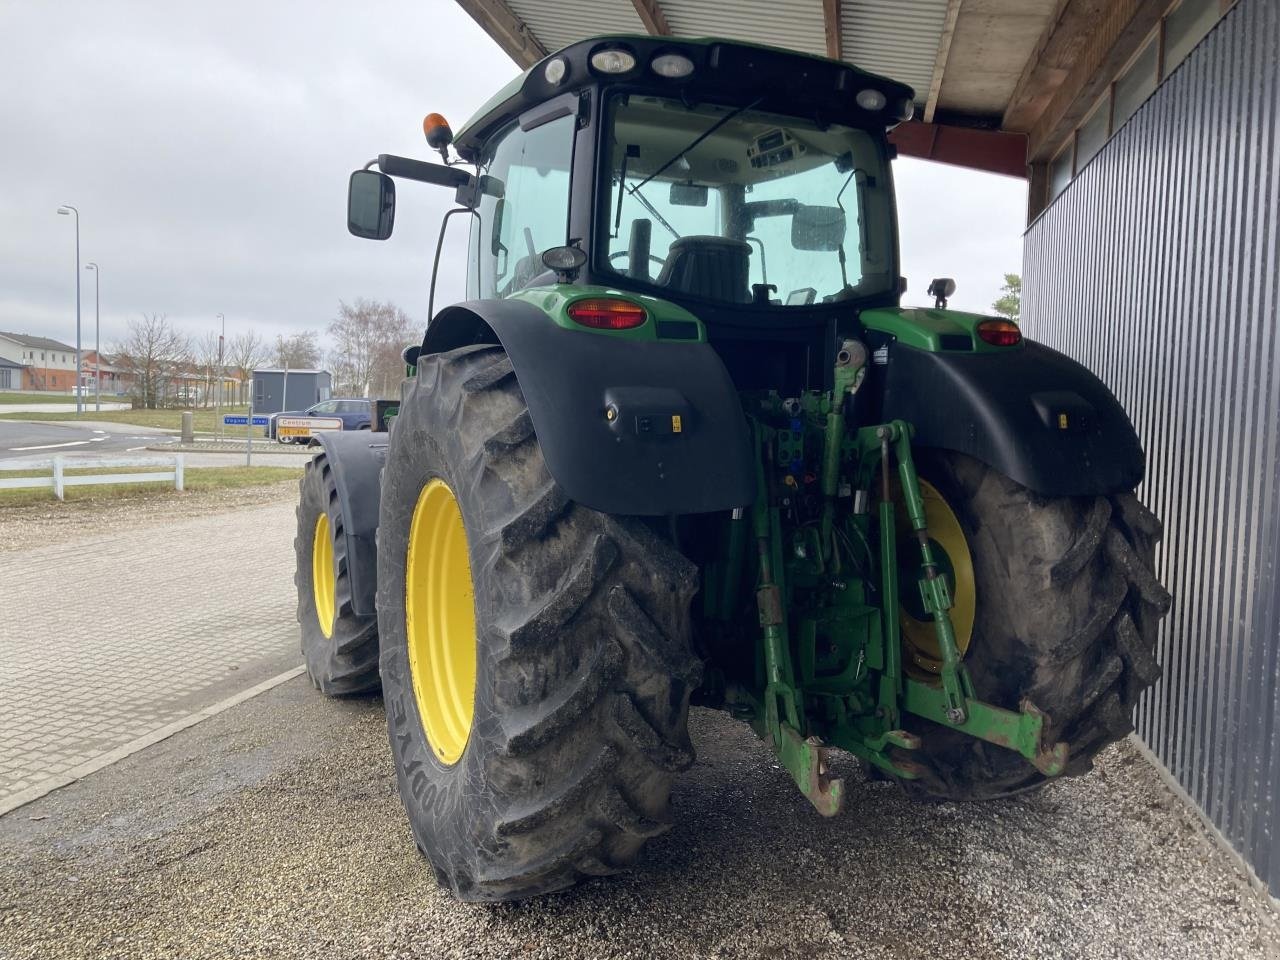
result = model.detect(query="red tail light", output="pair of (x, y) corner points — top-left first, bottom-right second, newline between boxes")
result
(977, 319), (1022, 347)
(566, 298), (647, 330)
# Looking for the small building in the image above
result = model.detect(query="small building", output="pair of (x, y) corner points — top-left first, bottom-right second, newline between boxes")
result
(0, 331), (78, 392)
(0, 355), (23, 391)
(250, 368), (331, 414)
(81, 350), (131, 398)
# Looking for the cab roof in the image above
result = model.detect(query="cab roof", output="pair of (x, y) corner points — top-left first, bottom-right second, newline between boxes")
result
(453, 34), (913, 162)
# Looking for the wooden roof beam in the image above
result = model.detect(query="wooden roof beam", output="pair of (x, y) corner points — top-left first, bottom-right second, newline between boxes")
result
(822, 0), (843, 61)
(1002, 0), (1099, 133)
(1027, 0), (1166, 159)
(631, 0), (672, 35)
(923, 0), (963, 123)
(454, 0), (547, 68)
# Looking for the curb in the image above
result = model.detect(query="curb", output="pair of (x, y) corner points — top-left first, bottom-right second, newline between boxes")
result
(145, 443), (314, 455)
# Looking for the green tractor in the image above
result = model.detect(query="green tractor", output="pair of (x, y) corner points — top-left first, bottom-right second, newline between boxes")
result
(294, 35), (1170, 902)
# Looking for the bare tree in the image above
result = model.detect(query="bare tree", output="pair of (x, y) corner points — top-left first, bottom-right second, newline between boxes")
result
(226, 330), (266, 407)
(327, 298), (415, 397)
(194, 331), (223, 408)
(226, 330), (268, 404)
(274, 330), (322, 369)
(112, 314), (191, 409)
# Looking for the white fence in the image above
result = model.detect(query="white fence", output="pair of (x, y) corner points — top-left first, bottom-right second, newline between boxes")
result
(0, 455), (185, 500)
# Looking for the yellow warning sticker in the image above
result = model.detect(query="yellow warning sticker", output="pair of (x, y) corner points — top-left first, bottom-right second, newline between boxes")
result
(1058, 413), (1069, 430)
(671, 414), (683, 433)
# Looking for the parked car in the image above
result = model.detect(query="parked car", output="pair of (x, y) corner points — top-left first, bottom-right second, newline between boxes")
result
(269, 398), (372, 443)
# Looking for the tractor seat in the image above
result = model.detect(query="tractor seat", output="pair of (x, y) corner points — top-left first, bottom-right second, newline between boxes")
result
(655, 236), (752, 304)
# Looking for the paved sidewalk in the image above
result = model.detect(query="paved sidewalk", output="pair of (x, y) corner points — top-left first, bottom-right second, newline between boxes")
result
(0, 404), (132, 414)
(0, 499), (302, 810)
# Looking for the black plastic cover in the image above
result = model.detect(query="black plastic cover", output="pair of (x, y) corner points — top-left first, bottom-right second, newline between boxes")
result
(315, 431), (388, 618)
(881, 340), (1145, 497)
(424, 300), (757, 516)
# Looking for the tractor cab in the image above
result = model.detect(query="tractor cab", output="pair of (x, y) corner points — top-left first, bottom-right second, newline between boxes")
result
(351, 35), (914, 393)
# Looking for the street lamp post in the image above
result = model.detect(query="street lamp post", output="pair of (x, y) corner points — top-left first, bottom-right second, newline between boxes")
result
(216, 312), (225, 439)
(85, 262), (100, 412)
(56, 205), (82, 414)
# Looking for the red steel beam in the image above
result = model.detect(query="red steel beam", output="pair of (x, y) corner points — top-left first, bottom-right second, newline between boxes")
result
(889, 121), (1028, 179)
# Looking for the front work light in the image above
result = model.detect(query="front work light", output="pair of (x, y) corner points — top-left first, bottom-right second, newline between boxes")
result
(566, 298), (647, 330)
(590, 47), (637, 74)
(651, 52), (695, 78)
(856, 89), (887, 111)
(976, 319), (1022, 347)
(544, 57), (568, 84)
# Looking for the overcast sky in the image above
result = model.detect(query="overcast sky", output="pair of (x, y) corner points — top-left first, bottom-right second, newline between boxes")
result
(0, 0), (1026, 356)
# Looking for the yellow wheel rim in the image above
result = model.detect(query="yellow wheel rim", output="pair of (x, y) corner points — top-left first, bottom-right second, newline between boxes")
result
(899, 479), (976, 675)
(312, 512), (336, 639)
(404, 478), (477, 765)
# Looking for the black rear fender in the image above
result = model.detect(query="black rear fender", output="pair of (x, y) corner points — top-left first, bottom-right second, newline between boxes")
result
(422, 300), (756, 516)
(881, 340), (1144, 497)
(314, 431), (388, 618)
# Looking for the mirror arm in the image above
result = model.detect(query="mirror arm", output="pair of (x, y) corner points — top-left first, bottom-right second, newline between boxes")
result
(377, 154), (482, 208)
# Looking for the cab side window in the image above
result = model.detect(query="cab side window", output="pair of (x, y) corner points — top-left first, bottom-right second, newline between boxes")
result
(469, 111), (575, 299)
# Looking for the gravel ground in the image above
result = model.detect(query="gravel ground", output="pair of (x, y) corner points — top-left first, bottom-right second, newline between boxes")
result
(1, 679), (1276, 960)
(0, 480), (300, 552)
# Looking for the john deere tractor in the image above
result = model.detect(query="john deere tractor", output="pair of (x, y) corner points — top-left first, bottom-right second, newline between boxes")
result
(294, 35), (1170, 902)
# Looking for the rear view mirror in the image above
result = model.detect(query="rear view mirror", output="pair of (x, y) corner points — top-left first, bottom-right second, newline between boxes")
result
(792, 204), (845, 251)
(670, 182), (708, 207)
(348, 170), (395, 240)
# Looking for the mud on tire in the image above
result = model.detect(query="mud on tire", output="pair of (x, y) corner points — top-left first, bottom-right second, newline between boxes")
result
(898, 450), (1171, 800)
(294, 453), (381, 695)
(377, 345), (701, 902)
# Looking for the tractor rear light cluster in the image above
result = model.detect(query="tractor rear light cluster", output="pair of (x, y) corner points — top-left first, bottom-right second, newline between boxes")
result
(566, 298), (648, 330)
(977, 319), (1022, 347)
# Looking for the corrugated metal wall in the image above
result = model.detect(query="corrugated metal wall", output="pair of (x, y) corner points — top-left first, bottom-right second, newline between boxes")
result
(1022, 0), (1280, 898)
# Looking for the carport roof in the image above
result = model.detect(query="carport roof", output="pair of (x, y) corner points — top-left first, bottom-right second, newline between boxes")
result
(454, 0), (1173, 182)
(456, 0), (1069, 126)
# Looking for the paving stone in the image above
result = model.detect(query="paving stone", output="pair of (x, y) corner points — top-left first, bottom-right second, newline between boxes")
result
(0, 500), (302, 805)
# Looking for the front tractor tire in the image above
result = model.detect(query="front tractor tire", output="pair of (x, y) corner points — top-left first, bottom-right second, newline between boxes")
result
(294, 453), (381, 695)
(898, 450), (1171, 800)
(377, 345), (701, 902)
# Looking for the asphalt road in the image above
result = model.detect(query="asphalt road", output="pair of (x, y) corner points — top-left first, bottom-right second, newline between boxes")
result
(2, 680), (1278, 960)
(0, 419), (176, 462)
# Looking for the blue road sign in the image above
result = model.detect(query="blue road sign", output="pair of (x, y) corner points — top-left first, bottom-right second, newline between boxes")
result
(223, 415), (270, 426)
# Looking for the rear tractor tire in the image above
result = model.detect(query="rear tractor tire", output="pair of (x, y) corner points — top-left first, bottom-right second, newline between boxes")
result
(294, 453), (381, 695)
(376, 344), (701, 902)
(896, 450), (1171, 800)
